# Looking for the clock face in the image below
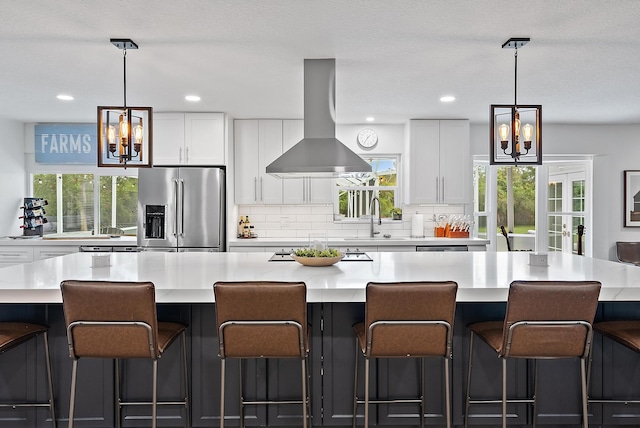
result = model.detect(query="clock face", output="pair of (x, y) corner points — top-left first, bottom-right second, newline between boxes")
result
(357, 128), (378, 148)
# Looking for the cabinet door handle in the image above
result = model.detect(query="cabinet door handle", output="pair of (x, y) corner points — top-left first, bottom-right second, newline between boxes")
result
(435, 177), (439, 202)
(260, 177), (264, 202)
(442, 176), (445, 202)
(185, 147), (189, 163)
(254, 177), (258, 202)
(179, 147), (183, 163)
(303, 178), (307, 203)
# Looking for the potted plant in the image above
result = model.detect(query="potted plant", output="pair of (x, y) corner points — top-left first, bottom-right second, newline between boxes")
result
(390, 207), (403, 220)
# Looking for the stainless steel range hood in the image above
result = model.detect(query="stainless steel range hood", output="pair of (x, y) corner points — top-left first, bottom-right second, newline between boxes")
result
(266, 59), (372, 178)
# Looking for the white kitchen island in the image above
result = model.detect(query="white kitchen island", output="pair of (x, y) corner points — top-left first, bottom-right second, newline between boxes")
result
(0, 251), (638, 303)
(1, 251), (639, 428)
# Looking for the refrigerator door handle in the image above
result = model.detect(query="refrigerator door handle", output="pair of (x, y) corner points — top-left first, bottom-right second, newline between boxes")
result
(173, 179), (179, 237)
(179, 179), (185, 236)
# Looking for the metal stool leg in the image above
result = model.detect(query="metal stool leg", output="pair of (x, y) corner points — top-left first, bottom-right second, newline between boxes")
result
(353, 339), (359, 428)
(533, 359), (539, 428)
(152, 359), (158, 428)
(239, 359), (244, 428)
(301, 358), (307, 428)
(68, 359), (78, 428)
(464, 331), (474, 428)
(581, 357), (589, 428)
(364, 358), (370, 428)
(420, 358), (425, 428)
(181, 332), (190, 428)
(306, 355), (312, 426)
(444, 355), (451, 428)
(219, 358), (226, 428)
(42, 332), (57, 428)
(502, 358), (507, 428)
(115, 359), (121, 428)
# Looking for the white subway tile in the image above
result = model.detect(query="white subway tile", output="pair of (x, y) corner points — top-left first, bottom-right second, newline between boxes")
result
(250, 206), (282, 215)
(281, 205), (313, 215)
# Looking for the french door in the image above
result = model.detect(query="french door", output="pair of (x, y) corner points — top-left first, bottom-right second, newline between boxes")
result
(547, 165), (586, 254)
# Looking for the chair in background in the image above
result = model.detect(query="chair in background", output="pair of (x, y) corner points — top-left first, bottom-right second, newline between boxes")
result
(616, 241), (640, 265)
(0, 322), (56, 427)
(352, 281), (458, 428)
(214, 281), (310, 428)
(464, 280), (601, 428)
(60, 280), (189, 428)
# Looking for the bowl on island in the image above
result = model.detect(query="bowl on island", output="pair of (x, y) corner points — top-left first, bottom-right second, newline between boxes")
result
(291, 248), (344, 267)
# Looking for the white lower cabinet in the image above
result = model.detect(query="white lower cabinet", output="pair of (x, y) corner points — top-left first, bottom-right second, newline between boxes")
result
(0, 246), (33, 267)
(33, 246), (79, 261)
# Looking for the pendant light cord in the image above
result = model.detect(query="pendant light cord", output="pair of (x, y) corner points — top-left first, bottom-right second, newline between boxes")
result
(122, 48), (127, 108)
(513, 47), (518, 109)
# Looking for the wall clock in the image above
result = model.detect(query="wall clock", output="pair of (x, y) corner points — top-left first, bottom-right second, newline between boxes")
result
(357, 128), (378, 149)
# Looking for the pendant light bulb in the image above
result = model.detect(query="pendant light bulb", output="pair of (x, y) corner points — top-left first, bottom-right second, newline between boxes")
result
(522, 123), (533, 143)
(498, 123), (510, 143)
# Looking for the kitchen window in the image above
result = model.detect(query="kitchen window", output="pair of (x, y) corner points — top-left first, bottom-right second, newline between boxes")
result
(31, 173), (138, 235)
(335, 156), (399, 219)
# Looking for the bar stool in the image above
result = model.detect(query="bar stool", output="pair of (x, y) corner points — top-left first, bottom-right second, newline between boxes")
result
(214, 281), (310, 428)
(590, 320), (640, 407)
(464, 280), (601, 428)
(0, 322), (56, 427)
(352, 281), (458, 428)
(60, 280), (189, 428)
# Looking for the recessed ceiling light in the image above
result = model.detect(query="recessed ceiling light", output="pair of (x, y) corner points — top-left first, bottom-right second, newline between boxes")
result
(366, 117), (375, 122)
(185, 95), (201, 102)
(57, 94), (74, 101)
(440, 96), (455, 103)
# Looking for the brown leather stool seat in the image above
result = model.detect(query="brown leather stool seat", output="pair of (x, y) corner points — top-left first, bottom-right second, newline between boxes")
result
(0, 322), (56, 427)
(214, 281), (310, 428)
(616, 242), (640, 266)
(60, 280), (189, 428)
(590, 320), (640, 407)
(352, 281), (458, 428)
(464, 280), (601, 428)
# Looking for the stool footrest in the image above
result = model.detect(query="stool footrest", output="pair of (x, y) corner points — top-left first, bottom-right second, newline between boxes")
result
(120, 400), (188, 406)
(242, 399), (307, 405)
(0, 403), (53, 408)
(589, 398), (640, 404)
(468, 398), (534, 404)
(356, 398), (423, 405)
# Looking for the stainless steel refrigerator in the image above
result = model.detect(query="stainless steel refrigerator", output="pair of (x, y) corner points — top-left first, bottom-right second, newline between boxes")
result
(137, 167), (226, 252)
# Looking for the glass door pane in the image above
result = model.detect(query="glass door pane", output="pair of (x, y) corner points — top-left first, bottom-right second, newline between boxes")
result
(547, 163), (586, 254)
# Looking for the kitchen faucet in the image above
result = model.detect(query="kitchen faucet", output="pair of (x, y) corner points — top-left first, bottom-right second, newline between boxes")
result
(370, 196), (381, 237)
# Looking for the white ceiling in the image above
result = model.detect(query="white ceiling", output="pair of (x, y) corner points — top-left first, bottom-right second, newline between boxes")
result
(1, 0), (640, 125)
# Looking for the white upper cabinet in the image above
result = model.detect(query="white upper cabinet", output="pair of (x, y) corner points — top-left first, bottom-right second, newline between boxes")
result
(282, 120), (333, 204)
(406, 119), (470, 204)
(234, 120), (283, 205)
(153, 113), (225, 165)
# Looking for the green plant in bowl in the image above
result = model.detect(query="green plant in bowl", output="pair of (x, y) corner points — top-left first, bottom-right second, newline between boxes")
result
(293, 248), (341, 257)
(292, 248), (343, 266)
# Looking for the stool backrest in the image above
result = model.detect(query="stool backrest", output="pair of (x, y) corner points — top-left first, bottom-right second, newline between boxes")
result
(214, 281), (307, 358)
(616, 241), (640, 265)
(365, 281), (458, 357)
(60, 280), (159, 359)
(502, 280), (601, 358)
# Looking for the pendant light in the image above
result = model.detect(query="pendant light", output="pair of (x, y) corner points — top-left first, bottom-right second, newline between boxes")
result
(490, 37), (542, 165)
(97, 38), (153, 168)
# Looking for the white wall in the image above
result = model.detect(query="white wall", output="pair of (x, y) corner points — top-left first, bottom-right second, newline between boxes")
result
(471, 123), (640, 260)
(0, 119), (26, 236)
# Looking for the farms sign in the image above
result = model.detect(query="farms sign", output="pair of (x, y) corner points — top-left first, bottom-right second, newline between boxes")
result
(35, 124), (96, 164)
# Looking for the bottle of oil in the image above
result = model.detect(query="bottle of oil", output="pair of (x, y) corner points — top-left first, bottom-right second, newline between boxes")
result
(238, 216), (245, 238)
(243, 216), (251, 238)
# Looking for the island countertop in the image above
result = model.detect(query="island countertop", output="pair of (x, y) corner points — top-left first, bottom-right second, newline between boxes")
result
(0, 251), (639, 304)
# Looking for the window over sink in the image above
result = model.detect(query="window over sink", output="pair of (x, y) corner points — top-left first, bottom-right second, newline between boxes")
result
(335, 156), (399, 220)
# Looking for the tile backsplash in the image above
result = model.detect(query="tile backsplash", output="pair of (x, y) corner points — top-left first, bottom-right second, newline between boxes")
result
(236, 204), (467, 238)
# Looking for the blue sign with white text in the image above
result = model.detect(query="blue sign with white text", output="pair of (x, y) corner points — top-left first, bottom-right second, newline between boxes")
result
(35, 124), (96, 164)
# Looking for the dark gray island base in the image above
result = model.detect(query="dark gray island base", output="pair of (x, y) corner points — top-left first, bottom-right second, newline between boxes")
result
(1, 302), (639, 428)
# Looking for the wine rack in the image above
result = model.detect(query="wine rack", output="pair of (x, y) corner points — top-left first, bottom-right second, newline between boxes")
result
(20, 197), (48, 236)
